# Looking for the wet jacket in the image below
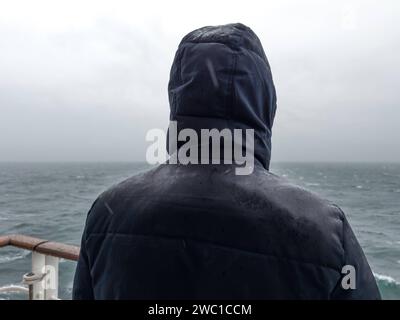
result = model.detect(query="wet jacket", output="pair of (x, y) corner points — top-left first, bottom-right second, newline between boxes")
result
(73, 23), (381, 299)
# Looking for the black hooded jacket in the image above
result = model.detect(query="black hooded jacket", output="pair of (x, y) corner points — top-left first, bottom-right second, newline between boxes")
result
(73, 23), (381, 299)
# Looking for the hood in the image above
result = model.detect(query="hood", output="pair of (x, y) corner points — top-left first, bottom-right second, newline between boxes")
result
(167, 23), (277, 169)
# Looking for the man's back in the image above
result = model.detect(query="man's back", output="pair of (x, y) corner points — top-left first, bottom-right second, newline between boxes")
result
(73, 23), (380, 299)
(73, 163), (380, 299)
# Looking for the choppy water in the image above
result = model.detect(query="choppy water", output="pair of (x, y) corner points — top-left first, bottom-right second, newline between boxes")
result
(0, 162), (399, 299)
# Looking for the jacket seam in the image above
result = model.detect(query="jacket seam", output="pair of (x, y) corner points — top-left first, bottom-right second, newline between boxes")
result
(331, 204), (346, 266)
(182, 40), (265, 62)
(227, 52), (237, 120)
(86, 231), (341, 273)
(328, 204), (347, 298)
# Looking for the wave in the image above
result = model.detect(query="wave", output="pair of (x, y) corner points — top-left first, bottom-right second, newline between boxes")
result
(305, 182), (320, 186)
(374, 273), (400, 285)
(0, 284), (28, 293)
(374, 273), (400, 299)
(0, 251), (30, 264)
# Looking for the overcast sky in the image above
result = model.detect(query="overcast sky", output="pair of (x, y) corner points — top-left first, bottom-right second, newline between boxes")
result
(0, 0), (399, 162)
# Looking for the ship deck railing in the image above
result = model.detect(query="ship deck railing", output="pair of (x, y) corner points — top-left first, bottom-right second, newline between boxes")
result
(0, 234), (80, 300)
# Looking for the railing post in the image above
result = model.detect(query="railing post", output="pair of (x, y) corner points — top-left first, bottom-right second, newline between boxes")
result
(44, 255), (59, 300)
(24, 252), (59, 300)
(32, 252), (46, 300)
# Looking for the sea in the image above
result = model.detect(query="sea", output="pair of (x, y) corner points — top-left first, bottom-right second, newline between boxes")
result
(0, 162), (399, 299)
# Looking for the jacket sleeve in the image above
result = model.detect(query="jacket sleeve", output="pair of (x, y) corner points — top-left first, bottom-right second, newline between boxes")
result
(72, 217), (94, 299)
(330, 210), (381, 300)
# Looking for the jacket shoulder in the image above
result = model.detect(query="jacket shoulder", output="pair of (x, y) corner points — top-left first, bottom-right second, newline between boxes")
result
(243, 169), (347, 269)
(82, 165), (160, 232)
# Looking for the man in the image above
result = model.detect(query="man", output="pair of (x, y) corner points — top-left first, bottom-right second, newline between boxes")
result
(73, 23), (381, 299)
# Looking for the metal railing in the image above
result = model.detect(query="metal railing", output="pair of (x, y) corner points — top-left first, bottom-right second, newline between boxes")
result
(0, 234), (80, 300)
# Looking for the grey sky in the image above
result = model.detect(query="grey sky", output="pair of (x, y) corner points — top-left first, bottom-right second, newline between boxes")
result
(0, 0), (399, 162)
